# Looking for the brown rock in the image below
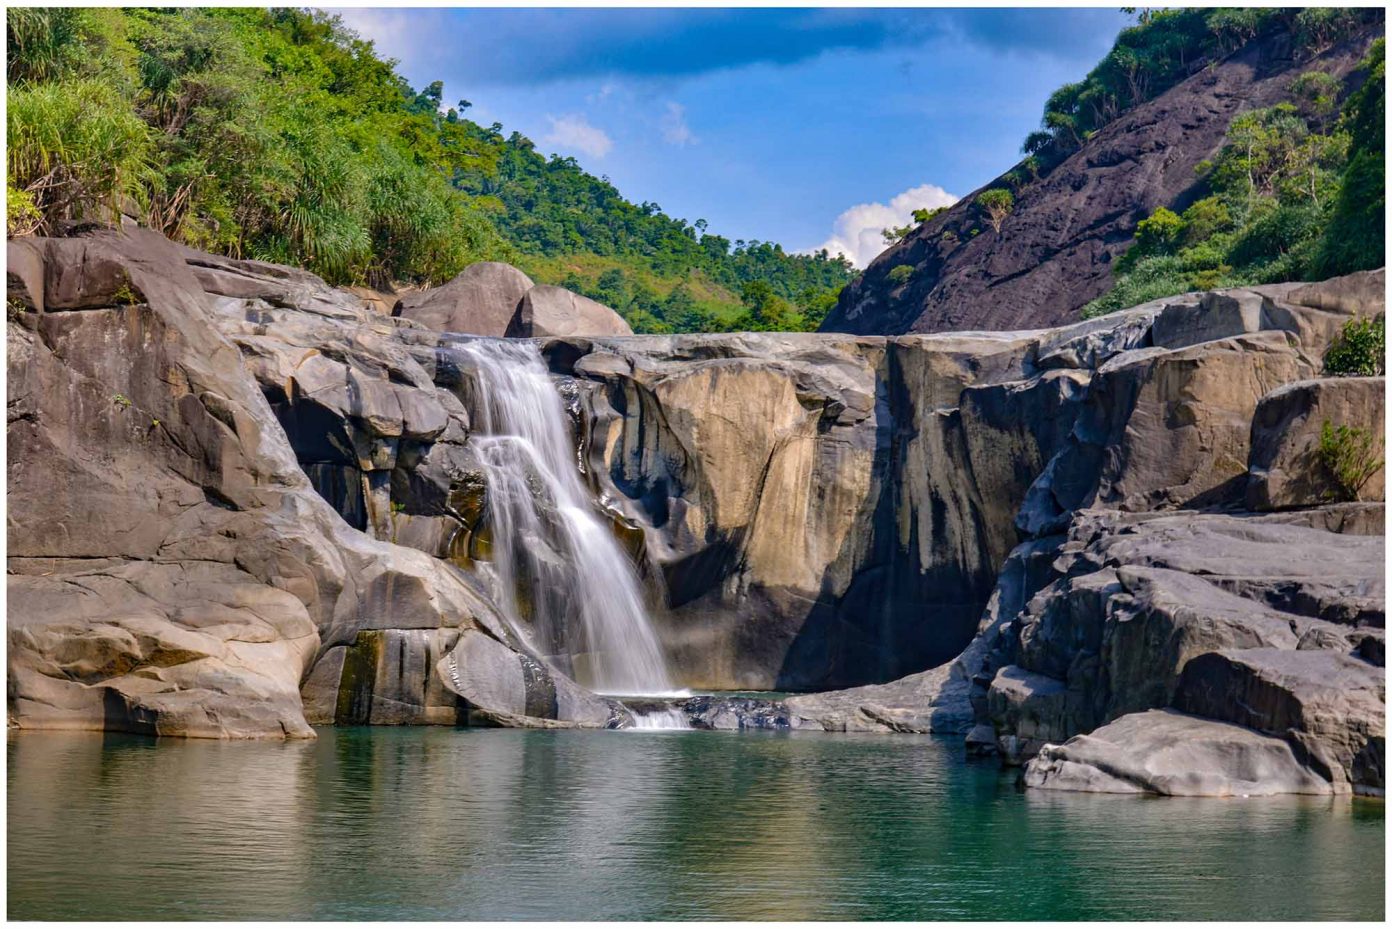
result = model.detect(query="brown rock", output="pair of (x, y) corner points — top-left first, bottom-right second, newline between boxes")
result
(396, 262), (534, 336)
(1248, 376), (1386, 509)
(508, 285), (633, 337)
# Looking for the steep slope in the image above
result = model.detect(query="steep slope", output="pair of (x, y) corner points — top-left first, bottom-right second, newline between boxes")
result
(824, 19), (1382, 335)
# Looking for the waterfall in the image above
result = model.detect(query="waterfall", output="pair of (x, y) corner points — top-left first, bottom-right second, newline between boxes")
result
(452, 339), (677, 696)
(628, 707), (693, 730)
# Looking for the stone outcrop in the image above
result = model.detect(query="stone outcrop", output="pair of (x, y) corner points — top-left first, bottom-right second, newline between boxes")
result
(394, 261), (534, 336)
(823, 20), (1381, 335)
(6, 230), (613, 738)
(510, 285), (632, 338)
(1247, 376), (1386, 509)
(7, 228), (1384, 798)
(1022, 709), (1337, 797)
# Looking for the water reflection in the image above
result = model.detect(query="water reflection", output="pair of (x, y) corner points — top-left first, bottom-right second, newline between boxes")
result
(8, 728), (1385, 920)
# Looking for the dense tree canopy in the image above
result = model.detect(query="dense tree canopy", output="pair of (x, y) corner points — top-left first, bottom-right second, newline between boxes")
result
(6, 7), (851, 332)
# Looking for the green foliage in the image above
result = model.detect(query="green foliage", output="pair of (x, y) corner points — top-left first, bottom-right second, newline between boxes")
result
(1319, 420), (1384, 501)
(5, 7), (849, 331)
(1132, 206), (1184, 257)
(1087, 35), (1385, 319)
(1019, 8), (1379, 183)
(1324, 316), (1386, 376)
(1177, 196), (1233, 245)
(8, 78), (153, 231)
(882, 223), (914, 246)
(886, 264), (915, 286)
(1315, 38), (1385, 278)
(976, 188), (1014, 233)
(1292, 70), (1342, 123)
(453, 125), (852, 331)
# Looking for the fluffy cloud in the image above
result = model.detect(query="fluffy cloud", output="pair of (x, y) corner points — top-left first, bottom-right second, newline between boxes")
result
(660, 102), (697, 146)
(811, 183), (958, 269)
(543, 114), (614, 159)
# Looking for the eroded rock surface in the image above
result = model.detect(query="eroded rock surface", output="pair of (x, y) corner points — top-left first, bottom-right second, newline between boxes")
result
(7, 228), (1384, 793)
(510, 285), (633, 338)
(7, 230), (603, 737)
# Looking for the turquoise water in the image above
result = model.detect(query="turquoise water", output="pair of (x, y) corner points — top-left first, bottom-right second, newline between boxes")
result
(7, 727), (1384, 920)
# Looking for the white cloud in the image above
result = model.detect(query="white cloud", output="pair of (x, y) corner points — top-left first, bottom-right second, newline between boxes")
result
(659, 102), (697, 146)
(810, 183), (957, 269)
(543, 114), (614, 160)
(333, 8), (445, 64)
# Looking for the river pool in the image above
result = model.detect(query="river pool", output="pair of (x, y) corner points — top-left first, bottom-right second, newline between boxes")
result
(7, 726), (1384, 920)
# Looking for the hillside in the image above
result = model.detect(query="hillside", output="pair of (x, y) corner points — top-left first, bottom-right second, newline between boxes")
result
(4, 7), (852, 334)
(824, 8), (1384, 335)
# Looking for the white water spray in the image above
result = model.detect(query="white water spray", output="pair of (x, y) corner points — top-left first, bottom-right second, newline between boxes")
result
(453, 339), (677, 696)
(628, 707), (693, 730)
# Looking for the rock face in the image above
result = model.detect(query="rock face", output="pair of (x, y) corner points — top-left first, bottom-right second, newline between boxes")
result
(7, 228), (1384, 797)
(822, 22), (1381, 335)
(6, 230), (612, 738)
(394, 261), (534, 337)
(509, 285), (633, 338)
(1247, 376), (1386, 509)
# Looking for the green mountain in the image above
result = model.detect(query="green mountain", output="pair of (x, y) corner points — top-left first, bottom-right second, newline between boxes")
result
(5, 7), (853, 333)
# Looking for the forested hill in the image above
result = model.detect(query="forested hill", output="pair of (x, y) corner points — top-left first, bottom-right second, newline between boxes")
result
(824, 7), (1385, 335)
(5, 7), (852, 333)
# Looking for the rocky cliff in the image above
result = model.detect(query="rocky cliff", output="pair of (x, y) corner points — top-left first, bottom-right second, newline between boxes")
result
(823, 21), (1381, 335)
(7, 229), (1384, 796)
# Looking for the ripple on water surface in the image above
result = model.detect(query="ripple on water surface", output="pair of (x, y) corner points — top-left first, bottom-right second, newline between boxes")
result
(7, 727), (1385, 920)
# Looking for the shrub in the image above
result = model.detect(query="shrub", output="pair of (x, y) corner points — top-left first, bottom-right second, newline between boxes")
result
(976, 188), (1015, 233)
(1319, 420), (1384, 501)
(1133, 206), (1184, 255)
(886, 264), (915, 286)
(1323, 316), (1386, 376)
(1178, 197), (1233, 246)
(7, 78), (153, 232)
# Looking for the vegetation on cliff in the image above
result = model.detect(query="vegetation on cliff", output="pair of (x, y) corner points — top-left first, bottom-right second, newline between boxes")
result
(5, 7), (850, 332)
(1082, 36), (1385, 317)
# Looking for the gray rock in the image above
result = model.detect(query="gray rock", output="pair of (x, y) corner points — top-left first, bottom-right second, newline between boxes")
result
(8, 225), (1383, 776)
(1174, 648), (1385, 793)
(1248, 377), (1386, 510)
(509, 285), (633, 337)
(1024, 709), (1334, 797)
(395, 262), (534, 336)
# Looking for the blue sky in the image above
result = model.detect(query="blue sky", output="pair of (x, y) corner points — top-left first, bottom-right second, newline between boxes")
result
(333, 7), (1131, 266)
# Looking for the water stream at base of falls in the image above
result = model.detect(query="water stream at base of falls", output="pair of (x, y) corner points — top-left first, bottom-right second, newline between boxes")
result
(452, 339), (679, 698)
(626, 707), (693, 730)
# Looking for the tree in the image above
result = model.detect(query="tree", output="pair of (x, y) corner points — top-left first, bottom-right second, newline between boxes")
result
(882, 223), (914, 245)
(976, 188), (1014, 233)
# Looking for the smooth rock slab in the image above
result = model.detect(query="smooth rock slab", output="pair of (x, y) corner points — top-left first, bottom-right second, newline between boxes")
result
(395, 261), (534, 336)
(1024, 709), (1334, 796)
(509, 285), (633, 337)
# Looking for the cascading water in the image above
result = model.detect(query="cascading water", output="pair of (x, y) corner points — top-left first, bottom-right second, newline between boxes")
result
(627, 707), (693, 730)
(452, 339), (678, 697)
